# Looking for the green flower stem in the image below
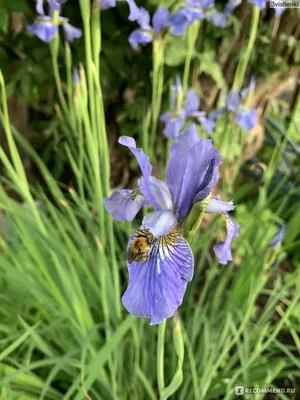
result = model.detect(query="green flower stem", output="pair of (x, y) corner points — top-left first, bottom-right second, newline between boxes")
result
(79, 0), (97, 139)
(157, 319), (166, 395)
(150, 38), (165, 156)
(183, 21), (201, 94)
(232, 5), (260, 92)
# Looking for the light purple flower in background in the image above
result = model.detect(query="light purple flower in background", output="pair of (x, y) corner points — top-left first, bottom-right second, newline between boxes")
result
(100, 0), (141, 21)
(160, 76), (218, 138)
(207, 195), (239, 264)
(28, 0), (82, 43)
(170, 0), (228, 35)
(270, 224), (285, 249)
(248, 0), (286, 16)
(104, 125), (239, 324)
(214, 80), (257, 132)
(248, 0), (267, 8)
(225, 0), (242, 15)
(27, 17), (58, 43)
(129, 7), (170, 49)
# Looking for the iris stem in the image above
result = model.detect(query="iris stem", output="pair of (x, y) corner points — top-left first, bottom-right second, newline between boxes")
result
(232, 5), (260, 92)
(183, 21), (201, 94)
(150, 38), (165, 157)
(157, 319), (166, 395)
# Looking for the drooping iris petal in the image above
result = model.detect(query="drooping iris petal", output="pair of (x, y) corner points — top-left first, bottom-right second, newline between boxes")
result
(170, 11), (188, 36)
(104, 189), (147, 221)
(213, 214), (239, 265)
(167, 125), (221, 221)
(149, 177), (174, 211)
(27, 19), (58, 43)
(270, 224), (285, 249)
(124, 0), (141, 21)
(227, 89), (239, 112)
(206, 10), (227, 27)
(100, 0), (117, 9)
(185, 89), (200, 117)
(137, 7), (151, 29)
(63, 23), (82, 42)
(182, 7), (204, 24)
(160, 112), (185, 139)
(248, 0), (267, 9)
(152, 7), (170, 34)
(122, 227), (194, 325)
(118, 136), (158, 210)
(225, 0), (242, 15)
(206, 197), (235, 213)
(129, 29), (152, 49)
(143, 210), (177, 236)
(236, 108), (257, 131)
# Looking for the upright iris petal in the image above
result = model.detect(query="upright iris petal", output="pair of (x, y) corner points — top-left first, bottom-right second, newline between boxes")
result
(167, 125), (222, 221)
(122, 227), (194, 325)
(170, 11), (188, 35)
(152, 7), (170, 33)
(185, 89), (200, 117)
(119, 136), (159, 210)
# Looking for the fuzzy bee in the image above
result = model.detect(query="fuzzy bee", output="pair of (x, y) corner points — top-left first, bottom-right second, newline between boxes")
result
(126, 233), (154, 263)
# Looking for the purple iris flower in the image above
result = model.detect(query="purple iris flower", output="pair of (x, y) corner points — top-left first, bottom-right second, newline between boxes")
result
(225, 0), (242, 15)
(270, 224), (285, 249)
(100, 0), (141, 21)
(248, 0), (267, 8)
(27, 0), (82, 43)
(226, 89), (257, 131)
(160, 76), (217, 138)
(170, 0), (228, 35)
(104, 124), (239, 324)
(248, 0), (286, 16)
(206, 195), (239, 264)
(129, 7), (170, 49)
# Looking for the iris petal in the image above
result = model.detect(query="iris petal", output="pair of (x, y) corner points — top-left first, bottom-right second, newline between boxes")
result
(167, 125), (221, 221)
(100, 0), (117, 10)
(124, 0), (141, 21)
(152, 7), (170, 34)
(129, 29), (152, 49)
(213, 214), (239, 265)
(206, 197), (235, 213)
(118, 136), (158, 209)
(185, 89), (200, 117)
(143, 210), (177, 237)
(160, 113), (185, 139)
(122, 227), (194, 325)
(149, 177), (174, 211)
(104, 189), (147, 221)
(236, 109), (257, 131)
(63, 23), (82, 42)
